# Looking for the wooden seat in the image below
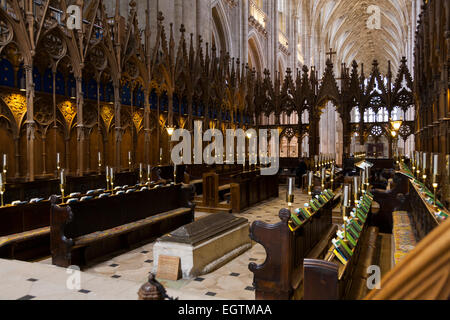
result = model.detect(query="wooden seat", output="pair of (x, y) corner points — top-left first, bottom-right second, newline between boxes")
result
(50, 184), (195, 268)
(0, 226), (50, 249)
(73, 208), (191, 248)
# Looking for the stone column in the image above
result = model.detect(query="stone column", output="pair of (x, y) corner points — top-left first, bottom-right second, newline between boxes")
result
(144, 90), (151, 165)
(76, 76), (87, 176)
(196, 0), (211, 45)
(114, 83), (122, 170)
(242, 0), (248, 65)
(24, 64), (35, 181)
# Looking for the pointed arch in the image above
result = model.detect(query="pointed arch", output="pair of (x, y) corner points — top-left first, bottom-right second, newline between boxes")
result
(248, 32), (264, 75)
(211, 3), (232, 54)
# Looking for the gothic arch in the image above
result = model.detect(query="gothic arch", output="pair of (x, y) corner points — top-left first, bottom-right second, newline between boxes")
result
(212, 3), (232, 54)
(248, 32), (264, 75)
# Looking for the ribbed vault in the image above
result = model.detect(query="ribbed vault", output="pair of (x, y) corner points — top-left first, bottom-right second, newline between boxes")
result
(300, 0), (413, 74)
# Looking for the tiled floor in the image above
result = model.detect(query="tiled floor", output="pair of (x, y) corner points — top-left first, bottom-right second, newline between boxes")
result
(1, 186), (311, 300)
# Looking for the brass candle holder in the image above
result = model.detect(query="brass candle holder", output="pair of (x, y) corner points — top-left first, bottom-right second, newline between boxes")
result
(432, 182), (438, 209)
(286, 193), (294, 211)
(0, 182), (5, 208)
(60, 184), (65, 204)
(342, 205), (348, 241)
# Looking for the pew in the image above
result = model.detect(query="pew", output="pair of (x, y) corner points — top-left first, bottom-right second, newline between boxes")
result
(303, 192), (377, 300)
(230, 171), (279, 213)
(3, 171), (139, 204)
(248, 191), (339, 300)
(50, 184), (195, 268)
(0, 199), (54, 260)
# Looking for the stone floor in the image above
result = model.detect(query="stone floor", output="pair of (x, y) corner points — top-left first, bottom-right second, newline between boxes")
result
(0, 186), (316, 300)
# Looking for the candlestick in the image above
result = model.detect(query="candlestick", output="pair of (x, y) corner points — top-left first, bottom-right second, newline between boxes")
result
(0, 172), (4, 207)
(354, 176), (359, 205)
(106, 166), (110, 190)
(147, 165), (151, 183)
(286, 177), (295, 208)
(321, 167), (325, 189)
(110, 167), (114, 192)
(343, 185), (349, 207)
(433, 154), (438, 177)
(139, 163), (143, 184)
(60, 169), (65, 202)
(173, 164), (177, 184)
(308, 171), (313, 195)
(432, 182), (438, 209)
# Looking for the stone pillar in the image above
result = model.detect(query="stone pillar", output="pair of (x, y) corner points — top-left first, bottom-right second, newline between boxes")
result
(144, 90), (151, 165)
(24, 64), (35, 181)
(114, 83), (122, 170)
(241, 0), (248, 65)
(196, 0), (211, 45)
(76, 76), (87, 176)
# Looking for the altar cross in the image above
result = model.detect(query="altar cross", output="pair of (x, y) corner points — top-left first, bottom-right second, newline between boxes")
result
(326, 48), (337, 62)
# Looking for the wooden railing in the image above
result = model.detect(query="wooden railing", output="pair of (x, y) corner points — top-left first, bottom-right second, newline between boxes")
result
(365, 218), (450, 300)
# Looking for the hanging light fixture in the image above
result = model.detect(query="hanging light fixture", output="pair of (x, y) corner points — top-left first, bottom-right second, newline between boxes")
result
(19, 74), (26, 92)
(166, 126), (175, 136)
(70, 86), (76, 100)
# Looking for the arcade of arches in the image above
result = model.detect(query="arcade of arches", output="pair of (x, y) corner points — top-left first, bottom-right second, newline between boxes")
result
(0, 0), (449, 302)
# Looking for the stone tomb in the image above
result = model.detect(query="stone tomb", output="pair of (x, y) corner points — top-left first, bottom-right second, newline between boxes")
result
(153, 213), (251, 279)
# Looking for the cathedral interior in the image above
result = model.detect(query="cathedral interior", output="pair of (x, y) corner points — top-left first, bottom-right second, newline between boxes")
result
(0, 0), (448, 302)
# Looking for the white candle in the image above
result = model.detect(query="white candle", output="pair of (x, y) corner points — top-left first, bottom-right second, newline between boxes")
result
(160, 148), (162, 157)
(433, 154), (438, 176)
(106, 166), (109, 178)
(423, 153), (427, 170)
(98, 152), (101, 162)
(0, 172), (3, 186)
(56, 153), (60, 164)
(362, 170), (366, 186)
(128, 151), (131, 162)
(321, 167), (325, 179)
(147, 165), (151, 175)
(60, 169), (64, 185)
(354, 176), (358, 195)
(3, 154), (6, 166)
(343, 185), (349, 207)
(308, 171), (313, 186)
(288, 177), (294, 195)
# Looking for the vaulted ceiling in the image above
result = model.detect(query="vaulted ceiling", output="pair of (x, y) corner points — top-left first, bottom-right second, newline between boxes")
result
(300, 0), (414, 74)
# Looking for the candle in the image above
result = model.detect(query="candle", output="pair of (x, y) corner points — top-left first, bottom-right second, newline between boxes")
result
(106, 166), (109, 178)
(423, 153), (427, 170)
(160, 148), (162, 157)
(308, 171), (313, 186)
(343, 185), (349, 207)
(98, 152), (101, 162)
(56, 153), (60, 164)
(60, 169), (64, 185)
(0, 172), (3, 186)
(147, 165), (151, 175)
(110, 167), (114, 180)
(362, 170), (365, 187)
(288, 177), (294, 195)
(354, 176), (358, 195)
(433, 154), (438, 176)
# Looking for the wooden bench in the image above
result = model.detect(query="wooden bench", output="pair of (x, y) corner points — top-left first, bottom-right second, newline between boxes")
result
(230, 172), (279, 213)
(50, 184), (195, 268)
(249, 192), (339, 300)
(303, 193), (378, 300)
(0, 200), (53, 260)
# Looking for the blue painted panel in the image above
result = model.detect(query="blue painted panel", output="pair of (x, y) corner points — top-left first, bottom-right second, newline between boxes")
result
(0, 59), (14, 87)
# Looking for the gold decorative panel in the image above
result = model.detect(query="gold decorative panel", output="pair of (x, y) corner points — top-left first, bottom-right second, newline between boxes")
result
(1, 93), (27, 125)
(101, 104), (114, 129)
(132, 110), (143, 131)
(58, 101), (77, 126)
